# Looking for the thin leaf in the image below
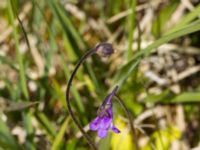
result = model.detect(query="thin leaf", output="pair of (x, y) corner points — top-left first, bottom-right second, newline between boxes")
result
(127, 0), (136, 60)
(35, 112), (56, 138)
(8, 0), (29, 100)
(5, 101), (39, 112)
(167, 4), (200, 34)
(164, 92), (200, 103)
(52, 117), (70, 150)
(114, 20), (200, 87)
(0, 118), (21, 150)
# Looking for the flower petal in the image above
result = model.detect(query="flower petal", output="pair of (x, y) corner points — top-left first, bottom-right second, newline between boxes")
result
(103, 86), (118, 105)
(106, 108), (113, 118)
(89, 117), (101, 131)
(99, 116), (112, 129)
(111, 125), (120, 133)
(98, 128), (108, 138)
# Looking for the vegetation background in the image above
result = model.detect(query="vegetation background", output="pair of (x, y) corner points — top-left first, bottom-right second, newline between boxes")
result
(0, 0), (200, 149)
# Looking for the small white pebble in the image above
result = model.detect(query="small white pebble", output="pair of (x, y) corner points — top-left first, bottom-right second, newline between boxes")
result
(1, 113), (7, 122)
(28, 81), (37, 92)
(12, 126), (26, 144)
(19, 42), (28, 54)
(49, 67), (56, 76)
(0, 81), (5, 89)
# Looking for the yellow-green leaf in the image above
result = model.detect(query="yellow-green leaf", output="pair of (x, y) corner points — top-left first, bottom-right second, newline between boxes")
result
(111, 118), (133, 150)
(142, 126), (181, 150)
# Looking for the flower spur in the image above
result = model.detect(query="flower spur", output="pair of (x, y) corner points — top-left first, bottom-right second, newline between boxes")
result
(89, 86), (120, 138)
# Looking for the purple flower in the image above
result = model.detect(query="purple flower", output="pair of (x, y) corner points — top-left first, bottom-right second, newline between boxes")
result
(89, 86), (120, 138)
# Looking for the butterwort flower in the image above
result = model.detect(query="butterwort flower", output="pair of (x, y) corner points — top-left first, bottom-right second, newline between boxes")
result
(89, 86), (120, 138)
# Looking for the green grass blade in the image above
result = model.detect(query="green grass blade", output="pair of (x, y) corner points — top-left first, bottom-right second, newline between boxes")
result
(0, 118), (21, 150)
(143, 91), (200, 104)
(113, 59), (140, 89)
(142, 90), (171, 104)
(47, 0), (101, 92)
(5, 101), (39, 112)
(164, 92), (200, 103)
(47, 0), (85, 50)
(22, 111), (35, 150)
(60, 52), (85, 113)
(8, 1), (36, 149)
(34, 1), (85, 114)
(167, 4), (200, 34)
(8, 0), (29, 100)
(127, 0), (136, 60)
(114, 20), (200, 87)
(51, 78), (67, 110)
(35, 112), (56, 138)
(0, 55), (17, 71)
(52, 117), (70, 150)
(152, 1), (178, 37)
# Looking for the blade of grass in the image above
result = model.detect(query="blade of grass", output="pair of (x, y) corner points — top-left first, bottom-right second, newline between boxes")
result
(113, 59), (140, 89)
(8, 0), (29, 100)
(62, 32), (78, 62)
(107, 0), (121, 15)
(8, 1), (36, 149)
(34, 0), (85, 114)
(3, 78), (16, 100)
(166, 4), (200, 34)
(5, 101), (39, 112)
(114, 20), (200, 87)
(52, 117), (70, 150)
(35, 112), (56, 139)
(51, 78), (67, 110)
(152, 1), (178, 37)
(142, 90), (171, 104)
(164, 92), (200, 103)
(0, 55), (17, 71)
(0, 118), (21, 150)
(143, 91), (200, 104)
(60, 52), (85, 113)
(47, 0), (101, 92)
(47, 0), (85, 50)
(127, 0), (136, 61)
(22, 111), (35, 150)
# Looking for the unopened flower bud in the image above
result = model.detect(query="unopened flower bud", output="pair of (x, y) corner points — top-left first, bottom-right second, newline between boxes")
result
(95, 42), (114, 57)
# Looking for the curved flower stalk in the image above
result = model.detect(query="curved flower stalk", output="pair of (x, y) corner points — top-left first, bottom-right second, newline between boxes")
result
(89, 86), (120, 138)
(65, 43), (114, 150)
(66, 42), (139, 150)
